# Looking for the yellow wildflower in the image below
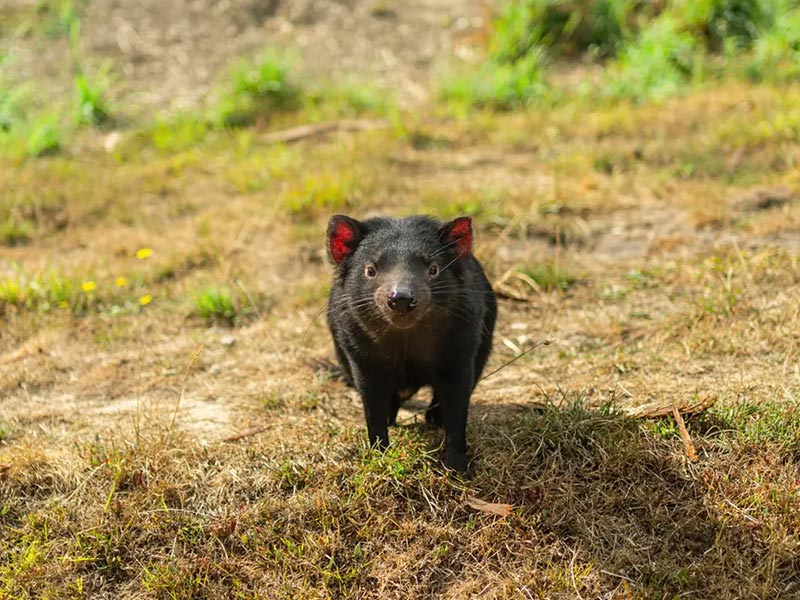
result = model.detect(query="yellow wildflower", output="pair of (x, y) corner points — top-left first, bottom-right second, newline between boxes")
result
(59, 300), (69, 309)
(136, 248), (153, 260)
(81, 281), (96, 292)
(115, 276), (128, 287)
(139, 294), (152, 306)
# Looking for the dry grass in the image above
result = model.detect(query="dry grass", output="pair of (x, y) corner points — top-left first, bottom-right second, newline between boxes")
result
(1, 78), (799, 598)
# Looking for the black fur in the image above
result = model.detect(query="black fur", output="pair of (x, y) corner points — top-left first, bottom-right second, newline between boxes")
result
(326, 214), (497, 472)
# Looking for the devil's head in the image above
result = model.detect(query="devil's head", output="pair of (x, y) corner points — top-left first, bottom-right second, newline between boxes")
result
(327, 215), (474, 331)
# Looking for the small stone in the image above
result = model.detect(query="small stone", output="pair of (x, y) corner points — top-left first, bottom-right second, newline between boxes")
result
(104, 131), (121, 153)
(221, 335), (236, 347)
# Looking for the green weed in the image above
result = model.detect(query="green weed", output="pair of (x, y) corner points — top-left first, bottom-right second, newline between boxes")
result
(743, 1), (800, 80)
(1, 216), (34, 246)
(702, 399), (800, 449)
(74, 69), (111, 126)
(0, 190), (67, 244)
(517, 261), (577, 292)
(147, 115), (210, 153)
(0, 65), (28, 134)
(213, 49), (302, 128)
(440, 51), (546, 110)
(0, 269), (145, 317)
(192, 285), (261, 326)
(47, 0), (83, 37)
(604, 15), (701, 102)
(25, 112), (64, 156)
(193, 287), (237, 325)
(674, 0), (772, 49)
(282, 172), (356, 220)
(0, 69), (66, 158)
(306, 79), (393, 118)
(492, 0), (639, 61)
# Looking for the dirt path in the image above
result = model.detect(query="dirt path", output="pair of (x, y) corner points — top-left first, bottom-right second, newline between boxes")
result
(4, 0), (488, 112)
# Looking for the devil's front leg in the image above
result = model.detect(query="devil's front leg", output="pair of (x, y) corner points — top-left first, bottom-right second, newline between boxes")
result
(351, 363), (396, 449)
(433, 365), (474, 473)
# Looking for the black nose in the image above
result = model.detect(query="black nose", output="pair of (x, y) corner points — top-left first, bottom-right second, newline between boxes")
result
(387, 288), (417, 314)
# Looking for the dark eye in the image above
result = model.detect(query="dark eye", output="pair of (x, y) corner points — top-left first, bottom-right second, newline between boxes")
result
(364, 264), (377, 278)
(428, 263), (440, 277)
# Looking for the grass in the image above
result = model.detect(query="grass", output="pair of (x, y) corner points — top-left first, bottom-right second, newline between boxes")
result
(517, 261), (577, 292)
(442, 0), (800, 108)
(0, 72), (67, 158)
(1, 7), (799, 598)
(2, 403), (800, 597)
(0, 269), (142, 317)
(193, 287), (243, 326)
(74, 69), (111, 126)
(212, 49), (302, 128)
(605, 14), (701, 102)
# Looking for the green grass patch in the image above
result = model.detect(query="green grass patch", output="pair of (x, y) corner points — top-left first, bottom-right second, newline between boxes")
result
(516, 261), (577, 292)
(446, 0), (800, 108)
(192, 285), (262, 327)
(604, 14), (702, 102)
(212, 49), (302, 128)
(0, 269), (148, 317)
(0, 216), (34, 246)
(305, 79), (394, 119)
(440, 50), (547, 110)
(491, 0), (642, 61)
(703, 399), (800, 449)
(282, 171), (357, 221)
(74, 68), (111, 127)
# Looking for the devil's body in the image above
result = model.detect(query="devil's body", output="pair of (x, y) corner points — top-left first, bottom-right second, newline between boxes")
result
(326, 215), (496, 472)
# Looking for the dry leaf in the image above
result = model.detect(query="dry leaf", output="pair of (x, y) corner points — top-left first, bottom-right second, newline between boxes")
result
(466, 496), (513, 517)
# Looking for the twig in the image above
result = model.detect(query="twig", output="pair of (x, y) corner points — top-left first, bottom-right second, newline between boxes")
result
(625, 395), (714, 418)
(167, 346), (203, 435)
(394, 338), (552, 425)
(478, 338), (552, 382)
(672, 404), (698, 461)
(222, 425), (269, 442)
(235, 279), (262, 320)
(261, 119), (389, 145)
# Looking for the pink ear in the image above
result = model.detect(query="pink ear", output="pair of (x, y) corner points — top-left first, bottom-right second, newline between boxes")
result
(440, 216), (473, 257)
(327, 215), (362, 264)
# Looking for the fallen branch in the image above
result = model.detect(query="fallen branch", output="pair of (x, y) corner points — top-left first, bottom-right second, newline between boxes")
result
(261, 119), (390, 145)
(222, 425), (269, 442)
(625, 395), (715, 419)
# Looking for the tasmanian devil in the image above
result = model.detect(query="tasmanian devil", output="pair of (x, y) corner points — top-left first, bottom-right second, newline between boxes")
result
(326, 214), (497, 472)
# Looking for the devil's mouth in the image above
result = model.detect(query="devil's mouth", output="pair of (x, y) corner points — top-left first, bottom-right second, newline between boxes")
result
(379, 308), (426, 330)
(385, 314), (419, 330)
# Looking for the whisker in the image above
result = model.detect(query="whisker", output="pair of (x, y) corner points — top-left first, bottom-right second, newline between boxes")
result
(430, 301), (492, 339)
(429, 237), (461, 259)
(437, 254), (462, 276)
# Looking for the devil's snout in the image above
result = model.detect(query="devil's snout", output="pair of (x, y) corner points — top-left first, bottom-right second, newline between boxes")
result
(387, 286), (417, 314)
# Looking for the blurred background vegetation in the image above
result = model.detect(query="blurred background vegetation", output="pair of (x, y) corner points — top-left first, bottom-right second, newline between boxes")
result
(1, 0), (800, 159)
(444, 0), (800, 107)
